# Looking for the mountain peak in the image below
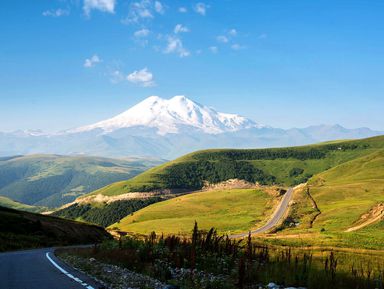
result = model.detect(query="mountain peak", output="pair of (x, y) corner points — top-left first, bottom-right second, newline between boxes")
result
(170, 95), (187, 101)
(70, 95), (262, 135)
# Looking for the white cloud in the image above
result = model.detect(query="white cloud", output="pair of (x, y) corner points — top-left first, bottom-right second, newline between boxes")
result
(84, 54), (101, 68)
(127, 68), (155, 87)
(83, 0), (116, 16)
(123, 0), (166, 24)
(154, 1), (165, 14)
(216, 35), (229, 43)
(138, 8), (153, 18)
(178, 7), (187, 13)
(231, 43), (244, 50)
(174, 24), (189, 34)
(209, 46), (218, 53)
(194, 2), (208, 15)
(164, 36), (190, 57)
(42, 9), (70, 17)
(228, 29), (237, 36)
(134, 28), (150, 37)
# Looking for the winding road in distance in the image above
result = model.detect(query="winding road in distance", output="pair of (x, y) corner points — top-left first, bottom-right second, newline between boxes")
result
(0, 247), (102, 289)
(230, 187), (294, 239)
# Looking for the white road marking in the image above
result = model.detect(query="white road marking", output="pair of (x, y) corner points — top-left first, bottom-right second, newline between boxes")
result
(46, 252), (95, 289)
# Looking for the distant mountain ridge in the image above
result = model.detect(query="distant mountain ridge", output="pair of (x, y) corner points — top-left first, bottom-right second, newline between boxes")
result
(0, 155), (163, 208)
(0, 96), (382, 159)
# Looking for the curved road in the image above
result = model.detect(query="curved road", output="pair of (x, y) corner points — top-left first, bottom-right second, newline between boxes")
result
(230, 187), (294, 238)
(0, 247), (102, 289)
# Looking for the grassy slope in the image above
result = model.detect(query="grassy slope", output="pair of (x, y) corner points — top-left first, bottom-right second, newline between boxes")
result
(0, 154), (163, 207)
(0, 196), (44, 213)
(111, 189), (275, 235)
(262, 149), (384, 249)
(0, 206), (111, 252)
(308, 149), (384, 248)
(89, 136), (384, 197)
(309, 149), (384, 231)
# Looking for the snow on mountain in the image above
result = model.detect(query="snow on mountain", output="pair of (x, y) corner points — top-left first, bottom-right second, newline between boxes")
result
(70, 95), (263, 135)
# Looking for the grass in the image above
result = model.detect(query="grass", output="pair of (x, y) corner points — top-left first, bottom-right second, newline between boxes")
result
(58, 226), (384, 289)
(111, 189), (275, 235)
(310, 150), (384, 231)
(262, 149), (384, 249)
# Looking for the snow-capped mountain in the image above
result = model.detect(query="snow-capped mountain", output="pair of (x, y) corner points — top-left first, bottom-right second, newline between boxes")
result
(71, 95), (262, 135)
(0, 95), (382, 159)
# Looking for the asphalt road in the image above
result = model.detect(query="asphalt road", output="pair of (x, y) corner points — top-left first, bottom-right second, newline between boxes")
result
(0, 247), (102, 289)
(230, 187), (294, 238)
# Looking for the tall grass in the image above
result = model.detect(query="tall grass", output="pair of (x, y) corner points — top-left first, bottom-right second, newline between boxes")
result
(60, 223), (384, 289)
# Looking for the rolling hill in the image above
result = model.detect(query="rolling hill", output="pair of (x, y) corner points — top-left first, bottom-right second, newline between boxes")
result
(0, 155), (163, 208)
(86, 135), (384, 197)
(286, 148), (384, 248)
(110, 149), (384, 249)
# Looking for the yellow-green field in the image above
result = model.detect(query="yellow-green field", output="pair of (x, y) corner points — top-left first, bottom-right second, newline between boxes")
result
(111, 189), (275, 235)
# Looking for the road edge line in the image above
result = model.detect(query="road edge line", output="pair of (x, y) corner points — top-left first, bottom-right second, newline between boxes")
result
(46, 252), (95, 289)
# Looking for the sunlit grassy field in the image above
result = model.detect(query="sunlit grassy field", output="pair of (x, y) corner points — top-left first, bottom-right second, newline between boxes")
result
(111, 189), (275, 235)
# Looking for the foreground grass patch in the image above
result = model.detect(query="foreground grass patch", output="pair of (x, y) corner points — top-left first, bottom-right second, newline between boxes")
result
(59, 224), (384, 289)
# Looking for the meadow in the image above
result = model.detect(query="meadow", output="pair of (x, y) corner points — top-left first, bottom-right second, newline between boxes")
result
(111, 189), (276, 235)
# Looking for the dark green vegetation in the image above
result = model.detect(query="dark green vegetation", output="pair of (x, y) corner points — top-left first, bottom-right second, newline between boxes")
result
(0, 154), (163, 207)
(58, 224), (384, 289)
(89, 136), (384, 196)
(53, 197), (162, 227)
(0, 206), (111, 252)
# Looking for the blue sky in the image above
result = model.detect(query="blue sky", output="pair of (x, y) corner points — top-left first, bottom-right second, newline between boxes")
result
(1, 0), (383, 132)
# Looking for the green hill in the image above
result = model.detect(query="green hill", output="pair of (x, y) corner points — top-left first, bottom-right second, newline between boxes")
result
(100, 135), (384, 249)
(0, 196), (45, 212)
(0, 206), (111, 252)
(111, 149), (384, 248)
(0, 154), (163, 207)
(304, 149), (383, 246)
(87, 135), (384, 197)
